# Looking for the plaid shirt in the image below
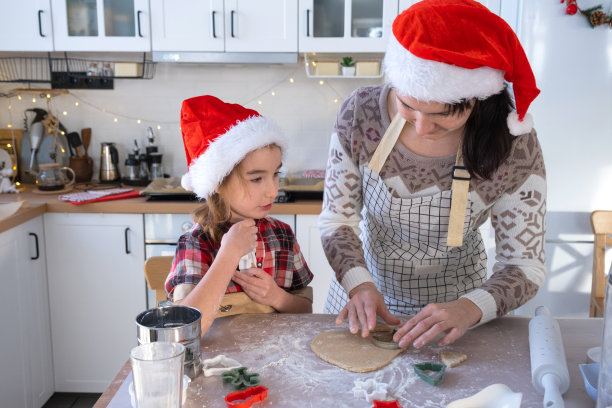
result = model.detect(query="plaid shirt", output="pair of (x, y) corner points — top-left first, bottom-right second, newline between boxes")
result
(165, 217), (313, 298)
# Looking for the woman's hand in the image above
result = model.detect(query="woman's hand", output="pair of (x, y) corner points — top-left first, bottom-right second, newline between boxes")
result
(231, 268), (283, 309)
(219, 219), (258, 261)
(336, 282), (401, 337)
(393, 298), (482, 348)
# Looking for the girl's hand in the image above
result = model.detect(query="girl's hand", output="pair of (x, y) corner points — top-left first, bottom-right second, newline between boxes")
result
(232, 268), (283, 309)
(219, 219), (258, 261)
(393, 298), (482, 348)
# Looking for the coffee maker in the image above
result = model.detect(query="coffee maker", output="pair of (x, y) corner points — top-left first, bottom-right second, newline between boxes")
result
(99, 142), (120, 182)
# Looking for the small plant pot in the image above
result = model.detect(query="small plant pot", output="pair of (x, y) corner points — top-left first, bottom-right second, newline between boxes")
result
(341, 66), (356, 76)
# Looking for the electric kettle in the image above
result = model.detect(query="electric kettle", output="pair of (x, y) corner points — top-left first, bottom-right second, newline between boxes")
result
(99, 142), (120, 182)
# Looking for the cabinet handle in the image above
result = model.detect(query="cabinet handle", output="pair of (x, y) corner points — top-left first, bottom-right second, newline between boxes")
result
(306, 9), (310, 37)
(124, 227), (131, 254)
(29, 232), (40, 260)
(212, 10), (217, 38)
(230, 10), (236, 38)
(38, 10), (45, 37)
(137, 10), (143, 38)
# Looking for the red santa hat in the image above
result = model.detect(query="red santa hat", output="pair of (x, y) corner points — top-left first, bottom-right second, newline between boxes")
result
(384, 0), (540, 136)
(180, 95), (287, 199)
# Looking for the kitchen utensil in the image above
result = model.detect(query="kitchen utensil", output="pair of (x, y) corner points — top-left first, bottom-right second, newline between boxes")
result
(135, 305), (203, 379)
(579, 363), (599, 401)
(529, 306), (570, 408)
(447, 384), (522, 408)
(99, 142), (120, 182)
(130, 342), (185, 408)
(34, 163), (76, 191)
(81, 128), (92, 156)
(66, 132), (85, 157)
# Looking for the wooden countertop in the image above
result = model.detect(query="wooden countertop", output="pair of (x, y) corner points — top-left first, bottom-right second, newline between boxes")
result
(95, 314), (602, 408)
(0, 185), (322, 234)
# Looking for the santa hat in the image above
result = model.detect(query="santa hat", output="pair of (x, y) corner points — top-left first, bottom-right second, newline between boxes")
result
(180, 95), (287, 199)
(384, 0), (540, 136)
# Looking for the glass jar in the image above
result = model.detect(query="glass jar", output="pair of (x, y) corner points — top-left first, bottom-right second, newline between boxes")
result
(596, 272), (612, 408)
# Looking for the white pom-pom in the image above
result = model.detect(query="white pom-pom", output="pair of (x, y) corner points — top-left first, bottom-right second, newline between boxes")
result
(507, 111), (534, 136)
(181, 172), (193, 191)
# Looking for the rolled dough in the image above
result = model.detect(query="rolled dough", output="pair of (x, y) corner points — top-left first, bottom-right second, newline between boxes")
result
(310, 330), (403, 373)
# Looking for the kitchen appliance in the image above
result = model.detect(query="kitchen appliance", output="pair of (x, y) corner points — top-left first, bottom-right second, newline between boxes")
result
(149, 153), (163, 179)
(124, 154), (139, 181)
(99, 142), (120, 182)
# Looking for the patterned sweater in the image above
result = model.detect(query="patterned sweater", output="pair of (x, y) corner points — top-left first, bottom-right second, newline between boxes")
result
(318, 84), (547, 324)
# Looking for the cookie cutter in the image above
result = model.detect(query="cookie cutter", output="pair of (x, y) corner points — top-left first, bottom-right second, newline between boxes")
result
(202, 354), (242, 377)
(224, 385), (268, 408)
(222, 367), (261, 390)
(373, 401), (403, 408)
(370, 329), (400, 350)
(353, 378), (389, 402)
(413, 362), (446, 386)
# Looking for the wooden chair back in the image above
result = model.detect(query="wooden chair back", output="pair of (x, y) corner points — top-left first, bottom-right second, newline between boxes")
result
(590, 210), (612, 317)
(143, 256), (174, 307)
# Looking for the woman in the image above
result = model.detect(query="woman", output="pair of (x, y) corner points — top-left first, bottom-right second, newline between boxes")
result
(318, 0), (546, 348)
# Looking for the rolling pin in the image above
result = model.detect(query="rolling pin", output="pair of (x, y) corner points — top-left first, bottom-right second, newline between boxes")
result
(528, 306), (570, 408)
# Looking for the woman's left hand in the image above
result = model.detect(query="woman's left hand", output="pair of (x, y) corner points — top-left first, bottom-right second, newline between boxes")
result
(232, 269), (282, 309)
(393, 298), (482, 348)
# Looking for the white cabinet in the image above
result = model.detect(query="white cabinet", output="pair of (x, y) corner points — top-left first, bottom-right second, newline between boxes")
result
(151, 0), (297, 55)
(295, 214), (333, 313)
(0, 1), (54, 51)
(50, 0), (151, 51)
(44, 213), (146, 393)
(298, 0), (398, 53)
(398, 0), (502, 15)
(0, 216), (54, 408)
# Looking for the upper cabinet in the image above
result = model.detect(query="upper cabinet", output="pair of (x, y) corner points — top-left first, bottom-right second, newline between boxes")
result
(398, 0), (502, 15)
(50, 0), (151, 51)
(151, 0), (297, 56)
(0, 0), (54, 51)
(298, 0), (398, 53)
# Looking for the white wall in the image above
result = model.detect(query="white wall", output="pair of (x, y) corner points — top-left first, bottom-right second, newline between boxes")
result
(0, 60), (382, 178)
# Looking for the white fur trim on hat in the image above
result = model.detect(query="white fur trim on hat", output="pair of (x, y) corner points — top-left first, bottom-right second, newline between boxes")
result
(507, 111), (534, 136)
(182, 116), (287, 199)
(384, 35), (506, 103)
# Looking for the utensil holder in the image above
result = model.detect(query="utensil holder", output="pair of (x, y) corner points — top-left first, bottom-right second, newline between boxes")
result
(69, 156), (93, 182)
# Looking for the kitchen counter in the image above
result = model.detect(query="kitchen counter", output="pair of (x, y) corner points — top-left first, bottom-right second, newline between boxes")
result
(95, 314), (602, 408)
(0, 185), (323, 234)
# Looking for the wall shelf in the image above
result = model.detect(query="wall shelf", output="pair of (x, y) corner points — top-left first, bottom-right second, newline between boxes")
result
(303, 53), (384, 79)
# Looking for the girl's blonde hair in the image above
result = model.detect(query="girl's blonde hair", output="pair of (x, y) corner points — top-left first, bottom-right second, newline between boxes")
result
(192, 143), (281, 242)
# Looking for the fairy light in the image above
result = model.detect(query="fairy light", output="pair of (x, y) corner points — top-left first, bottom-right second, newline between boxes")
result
(74, 101), (79, 106)
(32, 97), (36, 103)
(289, 77), (294, 83)
(319, 80), (324, 85)
(62, 111), (67, 115)
(156, 125), (161, 130)
(113, 117), (118, 122)
(7, 105), (11, 109)
(271, 91), (276, 96)
(137, 119), (141, 124)
(17, 95), (21, 100)
(334, 98), (339, 103)
(258, 100), (262, 105)
(46, 94), (51, 99)
(7, 124), (12, 128)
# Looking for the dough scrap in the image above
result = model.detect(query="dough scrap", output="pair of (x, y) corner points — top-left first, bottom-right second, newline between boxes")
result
(440, 350), (467, 368)
(310, 330), (403, 373)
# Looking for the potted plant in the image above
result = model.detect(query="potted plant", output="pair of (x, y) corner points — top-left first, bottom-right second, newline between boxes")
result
(341, 57), (356, 76)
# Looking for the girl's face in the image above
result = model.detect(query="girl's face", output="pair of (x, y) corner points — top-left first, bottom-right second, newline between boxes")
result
(220, 145), (282, 222)
(395, 93), (474, 140)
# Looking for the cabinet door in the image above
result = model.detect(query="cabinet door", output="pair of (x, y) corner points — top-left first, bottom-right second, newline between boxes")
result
(0, 227), (30, 408)
(44, 213), (146, 392)
(298, 0), (397, 53)
(398, 0), (501, 14)
(151, 0), (224, 52)
(224, 0), (297, 52)
(0, 1), (54, 51)
(295, 214), (334, 313)
(51, 0), (151, 51)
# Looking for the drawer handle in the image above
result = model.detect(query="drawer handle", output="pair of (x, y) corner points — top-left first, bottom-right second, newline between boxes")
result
(29, 232), (40, 260)
(231, 10), (236, 38)
(38, 10), (46, 37)
(137, 10), (143, 38)
(212, 10), (217, 38)
(125, 227), (131, 254)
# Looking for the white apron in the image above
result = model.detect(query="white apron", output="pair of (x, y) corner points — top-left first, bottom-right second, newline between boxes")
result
(324, 114), (488, 315)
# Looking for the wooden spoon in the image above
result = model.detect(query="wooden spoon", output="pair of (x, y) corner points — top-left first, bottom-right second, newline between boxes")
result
(81, 128), (91, 157)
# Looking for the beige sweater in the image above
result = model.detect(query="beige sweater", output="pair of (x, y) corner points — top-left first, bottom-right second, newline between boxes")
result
(318, 84), (547, 324)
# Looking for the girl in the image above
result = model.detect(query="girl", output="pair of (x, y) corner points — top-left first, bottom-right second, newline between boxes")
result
(166, 95), (313, 335)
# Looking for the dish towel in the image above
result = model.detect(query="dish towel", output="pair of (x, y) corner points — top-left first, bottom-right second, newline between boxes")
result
(59, 188), (140, 205)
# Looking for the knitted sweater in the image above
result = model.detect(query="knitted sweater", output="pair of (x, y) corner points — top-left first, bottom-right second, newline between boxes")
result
(318, 84), (547, 324)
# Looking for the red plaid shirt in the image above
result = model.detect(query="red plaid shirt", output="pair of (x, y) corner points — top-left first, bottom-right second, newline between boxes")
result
(165, 217), (313, 298)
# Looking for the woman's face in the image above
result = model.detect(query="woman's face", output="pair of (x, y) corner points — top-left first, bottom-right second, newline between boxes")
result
(395, 92), (474, 140)
(220, 145), (282, 222)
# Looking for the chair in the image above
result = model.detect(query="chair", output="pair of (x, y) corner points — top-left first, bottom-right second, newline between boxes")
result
(590, 210), (612, 317)
(144, 256), (174, 307)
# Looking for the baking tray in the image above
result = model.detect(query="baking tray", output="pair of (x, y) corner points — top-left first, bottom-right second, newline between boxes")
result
(144, 192), (199, 202)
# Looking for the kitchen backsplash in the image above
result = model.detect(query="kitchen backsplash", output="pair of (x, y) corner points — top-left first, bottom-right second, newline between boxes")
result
(0, 61), (383, 179)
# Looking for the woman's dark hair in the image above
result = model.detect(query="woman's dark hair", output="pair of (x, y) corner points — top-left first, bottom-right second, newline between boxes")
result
(460, 88), (515, 180)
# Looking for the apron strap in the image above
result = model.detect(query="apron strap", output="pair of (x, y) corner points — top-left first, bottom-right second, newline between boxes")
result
(446, 144), (471, 247)
(368, 113), (406, 173)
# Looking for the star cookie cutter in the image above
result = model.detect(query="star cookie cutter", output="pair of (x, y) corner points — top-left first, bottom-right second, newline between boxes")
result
(202, 354), (242, 377)
(373, 401), (403, 408)
(353, 378), (389, 402)
(224, 385), (268, 408)
(413, 362), (446, 386)
(222, 367), (261, 390)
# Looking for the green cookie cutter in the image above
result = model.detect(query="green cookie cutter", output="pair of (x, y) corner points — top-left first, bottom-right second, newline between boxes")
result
(413, 362), (446, 386)
(222, 367), (260, 390)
